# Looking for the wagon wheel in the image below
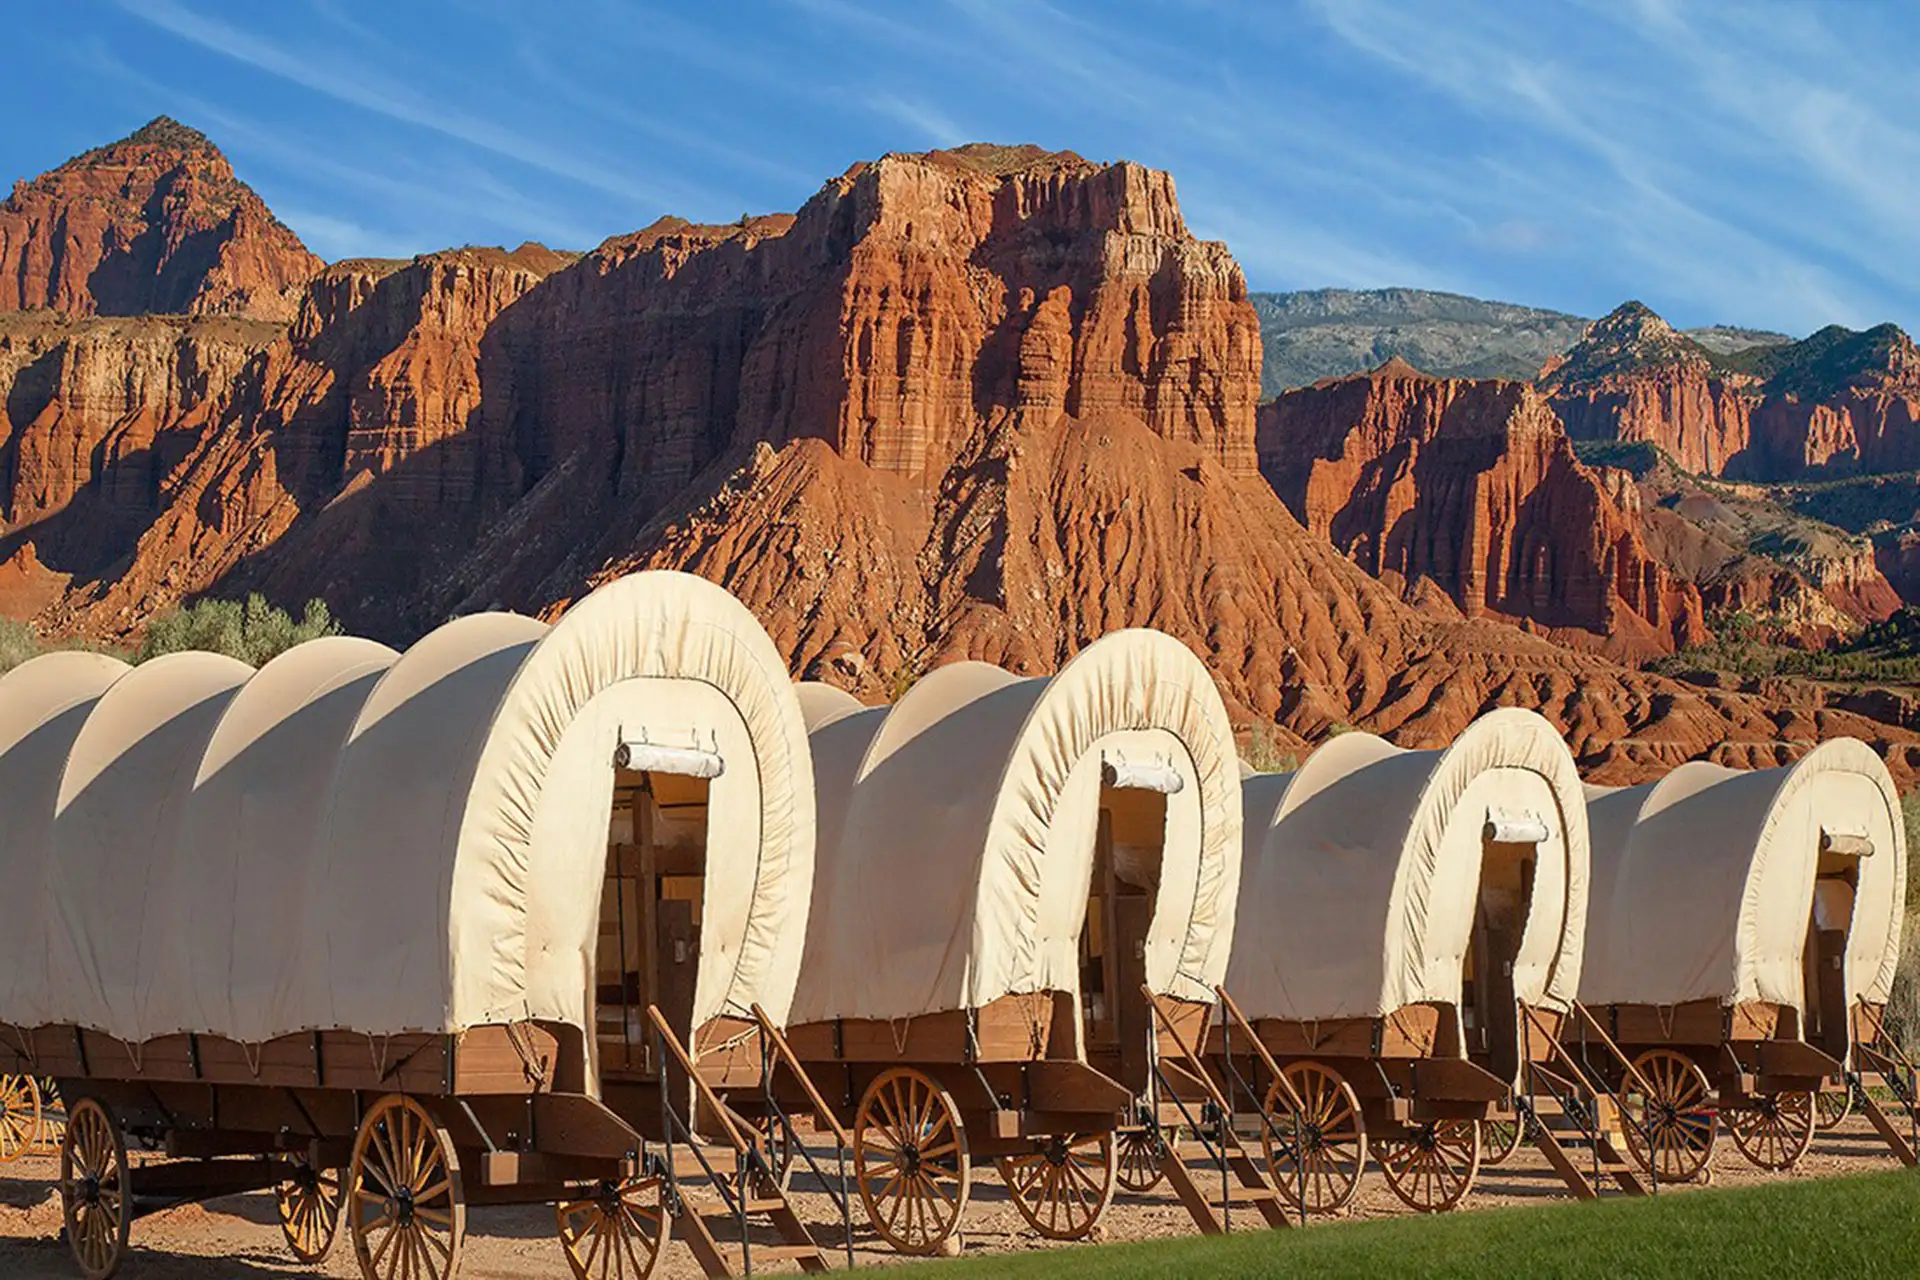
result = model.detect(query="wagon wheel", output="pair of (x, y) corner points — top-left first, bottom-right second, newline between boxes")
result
(1480, 1114), (1527, 1167)
(1374, 1119), (1480, 1213)
(276, 1153), (343, 1262)
(348, 1094), (465, 1280)
(59, 1097), (131, 1280)
(1261, 1062), (1367, 1214)
(38, 1078), (67, 1152)
(1621, 1049), (1717, 1183)
(758, 1113), (798, 1191)
(556, 1175), (670, 1280)
(0, 1074), (39, 1164)
(853, 1067), (971, 1256)
(996, 1132), (1117, 1240)
(1815, 1084), (1854, 1132)
(1115, 1127), (1167, 1193)
(1728, 1090), (1815, 1171)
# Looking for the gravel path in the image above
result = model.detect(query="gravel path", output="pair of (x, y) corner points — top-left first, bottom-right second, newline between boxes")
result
(1, 1115), (1907, 1278)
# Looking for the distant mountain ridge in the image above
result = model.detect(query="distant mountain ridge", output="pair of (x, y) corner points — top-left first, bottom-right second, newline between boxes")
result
(1250, 287), (1788, 397)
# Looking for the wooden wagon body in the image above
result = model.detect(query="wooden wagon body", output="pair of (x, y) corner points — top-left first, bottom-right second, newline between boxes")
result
(1579, 740), (1909, 1181)
(1206, 710), (1617, 1214)
(780, 633), (1255, 1254)
(0, 572), (837, 1280)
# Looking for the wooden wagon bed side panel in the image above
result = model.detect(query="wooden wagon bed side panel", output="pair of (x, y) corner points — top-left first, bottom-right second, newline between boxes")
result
(15, 1024), (556, 1095)
(1599, 1000), (1792, 1049)
(1207, 1005), (1443, 1059)
(784, 992), (1061, 1065)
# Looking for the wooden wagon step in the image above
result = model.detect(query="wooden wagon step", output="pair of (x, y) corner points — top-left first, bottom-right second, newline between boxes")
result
(1855, 1087), (1919, 1167)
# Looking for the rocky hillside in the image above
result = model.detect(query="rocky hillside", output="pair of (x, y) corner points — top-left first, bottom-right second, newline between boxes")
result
(1543, 302), (1920, 482)
(2, 125), (1916, 782)
(1577, 441), (1901, 644)
(1259, 360), (1707, 661)
(1250, 287), (1785, 397)
(0, 118), (320, 322)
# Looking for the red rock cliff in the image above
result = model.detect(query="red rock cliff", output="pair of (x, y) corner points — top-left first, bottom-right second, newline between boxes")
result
(1258, 359), (1708, 658)
(6, 134), (1916, 783)
(0, 118), (320, 322)
(1544, 303), (1920, 483)
(1541, 302), (1757, 474)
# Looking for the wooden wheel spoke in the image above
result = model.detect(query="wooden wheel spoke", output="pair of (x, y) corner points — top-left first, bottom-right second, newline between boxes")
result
(856, 1068), (971, 1254)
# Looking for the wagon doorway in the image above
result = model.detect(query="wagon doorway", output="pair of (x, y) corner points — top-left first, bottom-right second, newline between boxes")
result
(597, 742), (722, 1081)
(1082, 764), (1178, 1094)
(1464, 811), (1543, 1082)
(1803, 829), (1870, 1060)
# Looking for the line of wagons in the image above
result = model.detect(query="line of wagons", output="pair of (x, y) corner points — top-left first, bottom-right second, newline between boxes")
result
(0, 570), (1914, 1280)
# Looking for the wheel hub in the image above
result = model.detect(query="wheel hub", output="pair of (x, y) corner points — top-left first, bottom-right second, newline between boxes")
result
(393, 1185), (415, 1226)
(81, 1174), (101, 1206)
(901, 1145), (922, 1176)
(1044, 1137), (1071, 1166)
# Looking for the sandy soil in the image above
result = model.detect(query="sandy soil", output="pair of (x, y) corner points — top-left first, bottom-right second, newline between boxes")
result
(1, 1114), (1909, 1279)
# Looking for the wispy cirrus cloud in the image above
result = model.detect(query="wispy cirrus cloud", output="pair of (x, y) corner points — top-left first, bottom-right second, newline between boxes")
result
(8, 0), (1911, 333)
(116, 0), (725, 212)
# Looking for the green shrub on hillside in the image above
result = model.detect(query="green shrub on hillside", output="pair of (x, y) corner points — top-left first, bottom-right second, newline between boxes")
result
(0, 618), (43, 675)
(135, 595), (341, 666)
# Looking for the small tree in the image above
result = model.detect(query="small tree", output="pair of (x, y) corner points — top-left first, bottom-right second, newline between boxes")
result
(136, 595), (341, 666)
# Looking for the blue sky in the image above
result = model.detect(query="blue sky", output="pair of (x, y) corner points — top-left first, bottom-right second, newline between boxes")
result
(7, 1), (1918, 335)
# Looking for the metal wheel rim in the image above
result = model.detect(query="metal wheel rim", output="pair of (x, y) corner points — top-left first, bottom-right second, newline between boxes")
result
(853, 1067), (970, 1255)
(1114, 1128), (1166, 1193)
(348, 1094), (466, 1280)
(1261, 1062), (1367, 1214)
(1622, 1050), (1717, 1183)
(555, 1176), (669, 1280)
(1376, 1120), (1480, 1213)
(277, 1155), (343, 1263)
(60, 1097), (130, 1280)
(1729, 1090), (1815, 1171)
(0, 1074), (40, 1164)
(996, 1132), (1116, 1240)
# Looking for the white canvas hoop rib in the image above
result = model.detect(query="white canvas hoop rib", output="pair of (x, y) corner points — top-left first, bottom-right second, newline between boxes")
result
(792, 629), (1241, 1025)
(1227, 707), (1590, 1024)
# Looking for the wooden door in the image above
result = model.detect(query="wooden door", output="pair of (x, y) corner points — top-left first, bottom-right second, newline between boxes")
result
(1113, 895), (1154, 1093)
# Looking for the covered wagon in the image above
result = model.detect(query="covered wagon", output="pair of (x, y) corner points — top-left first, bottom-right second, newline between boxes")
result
(1581, 739), (1909, 1181)
(0, 651), (132, 1168)
(0, 571), (835, 1280)
(783, 629), (1250, 1254)
(1218, 709), (1598, 1213)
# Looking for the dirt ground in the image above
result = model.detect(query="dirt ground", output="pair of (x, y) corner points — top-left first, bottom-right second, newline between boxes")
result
(1, 1113), (1910, 1279)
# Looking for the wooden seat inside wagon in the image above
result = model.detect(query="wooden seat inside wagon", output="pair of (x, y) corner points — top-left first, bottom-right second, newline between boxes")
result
(1581, 739), (1910, 1183)
(783, 629), (1249, 1254)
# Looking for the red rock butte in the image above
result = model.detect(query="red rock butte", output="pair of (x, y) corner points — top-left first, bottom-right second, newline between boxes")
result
(0, 128), (1915, 784)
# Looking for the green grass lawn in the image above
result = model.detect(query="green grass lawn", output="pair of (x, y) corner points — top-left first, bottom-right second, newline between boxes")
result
(933, 1171), (1920, 1278)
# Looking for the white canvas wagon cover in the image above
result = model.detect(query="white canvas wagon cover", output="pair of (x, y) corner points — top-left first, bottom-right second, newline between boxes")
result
(1226, 708), (1589, 1022)
(791, 628), (1241, 1024)
(1580, 739), (1906, 1012)
(291, 570), (816, 1044)
(0, 651), (130, 1031)
(2, 571), (814, 1061)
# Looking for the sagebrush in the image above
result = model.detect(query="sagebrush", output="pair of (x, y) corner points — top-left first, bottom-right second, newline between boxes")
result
(135, 595), (341, 666)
